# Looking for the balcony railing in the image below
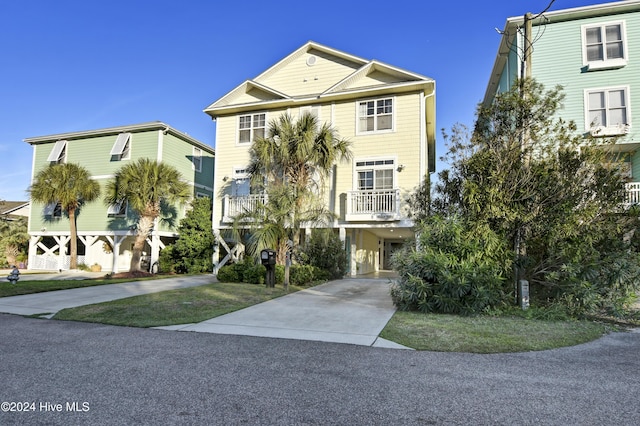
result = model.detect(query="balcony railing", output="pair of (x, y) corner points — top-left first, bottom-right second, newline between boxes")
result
(625, 182), (640, 208)
(222, 194), (267, 223)
(346, 189), (401, 221)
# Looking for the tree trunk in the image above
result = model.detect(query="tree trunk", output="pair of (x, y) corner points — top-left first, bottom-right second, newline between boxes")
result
(130, 215), (155, 272)
(69, 208), (78, 270)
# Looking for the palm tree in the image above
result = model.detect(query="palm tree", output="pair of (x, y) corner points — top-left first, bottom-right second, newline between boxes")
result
(245, 112), (352, 252)
(29, 163), (101, 269)
(105, 158), (190, 271)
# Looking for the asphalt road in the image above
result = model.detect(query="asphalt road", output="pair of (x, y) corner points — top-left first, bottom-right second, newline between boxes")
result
(1, 314), (639, 425)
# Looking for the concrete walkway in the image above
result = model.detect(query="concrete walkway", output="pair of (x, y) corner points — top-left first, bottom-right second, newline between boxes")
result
(158, 278), (409, 349)
(0, 275), (216, 317)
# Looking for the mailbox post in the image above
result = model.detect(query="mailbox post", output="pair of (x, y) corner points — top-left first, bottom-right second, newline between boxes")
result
(260, 249), (277, 288)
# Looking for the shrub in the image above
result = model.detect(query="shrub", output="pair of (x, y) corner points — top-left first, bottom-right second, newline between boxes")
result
(391, 215), (511, 315)
(216, 264), (241, 283)
(243, 264), (266, 285)
(297, 229), (348, 279)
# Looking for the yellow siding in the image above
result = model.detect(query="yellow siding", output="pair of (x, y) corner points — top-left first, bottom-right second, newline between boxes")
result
(257, 50), (361, 97)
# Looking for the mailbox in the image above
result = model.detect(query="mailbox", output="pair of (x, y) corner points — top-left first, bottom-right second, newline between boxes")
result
(260, 249), (276, 266)
(260, 249), (277, 287)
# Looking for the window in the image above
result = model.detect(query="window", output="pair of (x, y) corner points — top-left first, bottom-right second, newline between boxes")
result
(585, 87), (630, 135)
(192, 147), (202, 172)
(110, 133), (131, 161)
(300, 105), (320, 121)
(238, 113), (266, 144)
(107, 201), (127, 217)
(47, 140), (67, 163)
(44, 202), (63, 218)
(358, 98), (393, 133)
(356, 159), (395, 190)
(232, 168), (250, 196)
(582, 21), (627, 69)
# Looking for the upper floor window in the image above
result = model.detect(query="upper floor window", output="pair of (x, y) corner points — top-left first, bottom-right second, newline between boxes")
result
(585, 86), (631, 136)
(192, 147), (202, 172)
(47, 140), (67, 164)
(357, 98), (393, 134)
(44, 202), (63, 218)
(355, 159), (395, 191)
(300, 105), (320, 121)
(582, 21), (627, 70)
(110, 133), (131, 161)
(107, 200), (127, 217)
(232, 167), (250, 196)
(238, 113), (266, 144)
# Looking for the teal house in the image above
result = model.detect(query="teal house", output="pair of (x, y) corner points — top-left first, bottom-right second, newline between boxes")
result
(483, 0), (640, 204)
(24, 122), (214, 273)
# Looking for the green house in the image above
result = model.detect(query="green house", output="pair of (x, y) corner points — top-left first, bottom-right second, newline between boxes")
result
(24, 122), (214, 273)
(483, 1), (640, 204)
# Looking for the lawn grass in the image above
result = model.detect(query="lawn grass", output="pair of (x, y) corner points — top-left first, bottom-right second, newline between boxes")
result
(53, 282), (301, 327)
(0, 276), (174, 298)
(380, 310), (614, 353)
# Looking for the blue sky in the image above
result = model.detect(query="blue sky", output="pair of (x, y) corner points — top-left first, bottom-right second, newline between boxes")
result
(0, 0), (617, 201)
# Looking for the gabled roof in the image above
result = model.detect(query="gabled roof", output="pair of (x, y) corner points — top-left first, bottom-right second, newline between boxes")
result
(24, 121), (214, 154)
(204, 41), (434, 117)
(1, 201), (30, 218)
(483, 0), (640, 105)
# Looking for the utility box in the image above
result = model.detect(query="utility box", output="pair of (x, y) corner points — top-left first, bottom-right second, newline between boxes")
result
(519, 279), (530, 310)
(260, 249), (277, 287)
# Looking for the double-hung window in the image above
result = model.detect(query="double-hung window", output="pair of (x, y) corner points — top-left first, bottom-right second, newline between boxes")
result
(585, 87), (630, 135)
(582, 21), (627, 70)
(232, 168), (250, 196)
(110, 133), (131, 161)
(356, 159), (395, 191)
(357, 98), (393, 133)
(47, 140), (67, 164)
(238, 113), (266, 144)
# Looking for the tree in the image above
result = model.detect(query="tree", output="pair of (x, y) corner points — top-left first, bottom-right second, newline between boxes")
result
(430, 78), (640, 315)
(163, 197), (214, 273)
(105, 158), (190, 272)
(241, 112), (352, 261)
(0, 217), (29, 267)
(29, 163), (100, 269)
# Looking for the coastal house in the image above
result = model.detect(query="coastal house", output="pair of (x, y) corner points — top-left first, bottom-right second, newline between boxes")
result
(204, 41), (436, 275)
(483, 0), (640, 205)
(24, 122), (214, 272)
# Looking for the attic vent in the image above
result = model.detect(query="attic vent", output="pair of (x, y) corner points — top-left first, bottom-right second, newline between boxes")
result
(306, 55), (317, 66)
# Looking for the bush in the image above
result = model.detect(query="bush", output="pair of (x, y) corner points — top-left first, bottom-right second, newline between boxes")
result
(216, 264), (241, 283)
(391, 215), (511, 315)
(297, 229), (348, 279)
(243, 264), (266, 285)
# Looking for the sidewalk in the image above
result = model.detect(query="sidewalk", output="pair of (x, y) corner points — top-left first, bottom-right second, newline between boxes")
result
(0, 274), (216, 317)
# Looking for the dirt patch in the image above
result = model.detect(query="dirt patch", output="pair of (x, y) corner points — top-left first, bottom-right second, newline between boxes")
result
(109, 271), (155, 279)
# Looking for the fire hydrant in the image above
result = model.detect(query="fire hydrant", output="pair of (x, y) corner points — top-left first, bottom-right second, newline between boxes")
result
(7, 266), (20, 284)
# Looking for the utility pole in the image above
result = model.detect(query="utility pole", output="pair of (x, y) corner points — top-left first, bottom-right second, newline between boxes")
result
(515, 12), (533, 309)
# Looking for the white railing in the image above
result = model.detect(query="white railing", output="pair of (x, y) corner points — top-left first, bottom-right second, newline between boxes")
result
(222, 194), (267, 222)
(625, 182), (640, 207)
(346, 189), (400, 221)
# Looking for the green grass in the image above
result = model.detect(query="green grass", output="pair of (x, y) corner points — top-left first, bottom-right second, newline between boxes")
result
(0, 275), (173, 298)
(380, 311), (614, 353)
(53, 282), (301, 327)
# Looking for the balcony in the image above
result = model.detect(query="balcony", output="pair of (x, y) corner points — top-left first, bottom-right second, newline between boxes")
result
(222, 194), (267, 223)
(625, 182), (640, 208)
(346, 189), (401, 221)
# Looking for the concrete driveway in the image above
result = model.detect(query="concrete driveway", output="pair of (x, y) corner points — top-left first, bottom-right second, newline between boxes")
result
(0, 275), (216, 317)
(158, 278), (406, 348)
